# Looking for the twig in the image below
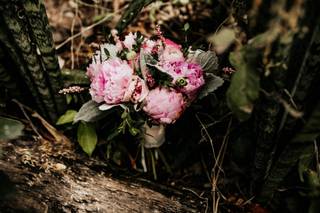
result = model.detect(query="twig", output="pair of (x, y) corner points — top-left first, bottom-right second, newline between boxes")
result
(77, 0), (111, 11)
(70, 0), (79, 69)
(55, 10), (121, 50)
(196, 114), (216, 161)
(12, 99), (42, 139)
(260, 89), (303, 122)
(278, 25), (319, 132)
(241, 196), (255, 206)
(182, 187), (209, 213)
(212, 118), (232, 213)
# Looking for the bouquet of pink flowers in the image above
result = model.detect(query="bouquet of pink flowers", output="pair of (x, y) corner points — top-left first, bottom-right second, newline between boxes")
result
(73, 27), (223, 152)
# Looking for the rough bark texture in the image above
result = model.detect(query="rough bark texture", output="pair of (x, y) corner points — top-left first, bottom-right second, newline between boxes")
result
(0, 139), (203, 213)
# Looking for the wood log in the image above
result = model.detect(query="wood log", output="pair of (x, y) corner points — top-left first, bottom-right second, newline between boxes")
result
(0, 139), (204, 213)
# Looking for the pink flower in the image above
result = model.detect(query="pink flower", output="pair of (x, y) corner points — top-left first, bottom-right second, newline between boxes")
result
(142, 39), (157, 54)
(161, 61), (205, 99)
(159, 39), (184, 63)
(86, 62), (102, 81)
(123, 32), (137, 50)
(143, 88), (186, 124)
(89, 58), (133, 104)
(123, 75), (149, 103)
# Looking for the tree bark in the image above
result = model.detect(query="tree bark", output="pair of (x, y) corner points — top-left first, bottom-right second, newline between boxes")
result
(0, 139), (203, 213)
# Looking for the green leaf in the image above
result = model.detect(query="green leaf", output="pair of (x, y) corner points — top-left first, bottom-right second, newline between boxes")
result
(116, 0), (155, 33)
(208, 28), (236, 54)
(56, 110), (77, 125)
(0, 116), (24, 140)
(129, 127), (140, 136)
(183, 23), (190, 31)
(66, 94), (72, 104)
(292, 102), (320, 142)
(74, 100), (110, 123)
(309, 199), (320, 213)
(61, 69), (90, 87)
(226, 46), (260, 121)
(189, 50), (219, 74)
(77, 122), (97, 156)
(147, 64), (174, 87)
(298, 154), (313, 182)
(258, 114), (319, 203)
(198, 73), (224, 99)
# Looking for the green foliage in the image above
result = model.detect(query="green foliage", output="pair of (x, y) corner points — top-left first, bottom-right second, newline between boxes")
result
(309, 199), (320, 213)
(74, 100), (109, 123)
(116, 0), (155, 33)
(208, 27), (236, 54)
(0, 116), (24, 140)
(226, 46), (260, 121)
(147, 64), (174, 87)
(192, 51), (219, 74)
(119, 109), (142, 137)
(61, 69), (90, 86)
(77, 122), (97, 156)
(258, 103), (320, 204)
(198, 73), (224, 99)
(183, 23), (190, 32)
(292, 102), (320, 143)
(56, 110), (77, 125)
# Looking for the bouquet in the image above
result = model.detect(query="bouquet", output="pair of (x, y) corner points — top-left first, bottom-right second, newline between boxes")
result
(72, 27), (223, 157)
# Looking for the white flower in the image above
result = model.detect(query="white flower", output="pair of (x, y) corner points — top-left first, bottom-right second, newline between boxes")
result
(92, 44), (120, 63)
(123, 32), (137, 50)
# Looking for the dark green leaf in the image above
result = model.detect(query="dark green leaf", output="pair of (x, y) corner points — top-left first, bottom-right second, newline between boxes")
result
(309, 199), (320, 213)
(226, 46), (260, 121)
(74, 100), (109, 123)
(116, 0), (155, 33)
(0, 116), (24, 140)
(66, 94), (72, 104)
(292, 102), (320, 142)
(61, 69), (90, 87)
(107, 128), (122, 141)
(298, 154), (313, 182)
(147, 64), (174, 87)
(198, 73), (224, 99)
(77, 122), (97, 156)
(191, 50), (219, 74)
(56, 110), (77, 125)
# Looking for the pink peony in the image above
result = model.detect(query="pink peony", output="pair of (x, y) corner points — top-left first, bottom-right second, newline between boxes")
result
(142, 39), (157, 54)
(123, 75), (149, 103)
(143, 88), (186, 124)
(86, 62), (102, 81)
(89, 64), (106, 103)
(89, 58), (133, 104)
(159, 39), (184, 63)
(161, 61), (205, 99)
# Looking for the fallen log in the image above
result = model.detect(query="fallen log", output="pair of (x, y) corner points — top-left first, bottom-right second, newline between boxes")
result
(0, 139), (204, 212)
